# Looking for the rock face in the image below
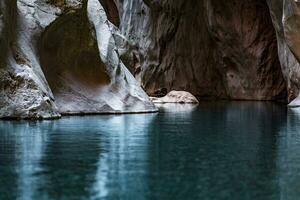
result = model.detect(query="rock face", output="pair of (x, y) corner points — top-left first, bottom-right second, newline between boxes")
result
(118, 0), (287, 101)
(151, 91), (199, 104)
(0, 0), (60, 119)
(266, 0), (300, 106)
(116, 0), (300, 106)
(0, 0), (157, 119)
(4, 0), (300, 118)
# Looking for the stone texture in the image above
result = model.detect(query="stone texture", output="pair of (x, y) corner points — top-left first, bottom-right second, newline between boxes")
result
(118, 0), (287, 101)
(151, 91), (199, 104)
(267, 0), (300, 106)
(0, 0), (60, 119)
(0, 0), (157, 119)
(5, 0), (300, 118)
(207, 0), (286, 100)
(154, 103), (198, 113)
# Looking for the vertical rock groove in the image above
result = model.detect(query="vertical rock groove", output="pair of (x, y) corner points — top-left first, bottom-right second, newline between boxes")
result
(4, 0), (300, 118)
(0, 0), (157, 119)
(118, 0), (287, 101)
(39, 6), (112, 114)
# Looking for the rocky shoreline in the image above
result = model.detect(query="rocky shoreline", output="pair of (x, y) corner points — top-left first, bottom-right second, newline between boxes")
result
(2, 0), (300, 119)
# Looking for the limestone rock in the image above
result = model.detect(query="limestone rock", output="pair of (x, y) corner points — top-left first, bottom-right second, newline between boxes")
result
(266, 0), (300, 106)
(267, 0), (300, 102)
(5, 0), (300, 118)
(0, 0), (60, 119)
(288, 95), (300, 108)
(0, 0), (157, 119)
(118, 0), (287, 101)
(154, 103), (198, 113)
(151, 91), (199, 104)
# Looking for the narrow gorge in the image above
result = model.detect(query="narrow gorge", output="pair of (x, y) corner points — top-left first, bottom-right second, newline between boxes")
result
(1, 0), (300, 119)
(3, 1), (300, 200)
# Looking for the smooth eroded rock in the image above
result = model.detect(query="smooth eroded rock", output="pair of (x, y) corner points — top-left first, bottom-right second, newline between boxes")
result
(0, 0), (157, 119)
(267, 0), (300, 103)
(118, 0), (287, 101)
(0, 0), (60, 119)
(151, 91), (199, 104)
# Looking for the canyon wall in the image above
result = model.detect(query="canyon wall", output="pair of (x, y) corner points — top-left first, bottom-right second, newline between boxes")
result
(118, 0), (287, 100)
(2, 0), (300, 118)
(0, 0), (60, 119)
(0, 0), (157, 119)
(267, 0), (300, 106)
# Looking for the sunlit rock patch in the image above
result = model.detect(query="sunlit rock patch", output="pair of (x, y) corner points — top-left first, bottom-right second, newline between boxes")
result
(0, 0), (156, 119)
(151, 91), (199, 104)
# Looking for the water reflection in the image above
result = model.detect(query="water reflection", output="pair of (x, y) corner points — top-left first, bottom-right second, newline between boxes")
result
(0, 114), (157, 200)
(0, 121), (48, 200)
(36, 118), (102, 200)
(277, 108), (300, 200)
(155, 104), (198, 113)
(91, 114), (156, 199)
(1, 102), (300, 200)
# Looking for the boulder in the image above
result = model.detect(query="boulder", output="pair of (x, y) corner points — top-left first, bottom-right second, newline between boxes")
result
(151, 91), (199, 104)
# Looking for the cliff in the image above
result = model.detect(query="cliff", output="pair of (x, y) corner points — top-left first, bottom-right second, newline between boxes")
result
(0, 0), (157, 119)
(1, 0), (300, 119)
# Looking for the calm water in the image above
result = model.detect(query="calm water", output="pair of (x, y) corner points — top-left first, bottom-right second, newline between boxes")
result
(1, 102), (300, 200)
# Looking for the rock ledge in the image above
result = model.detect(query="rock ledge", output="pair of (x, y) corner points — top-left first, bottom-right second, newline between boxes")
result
(151, 91), (199, 104)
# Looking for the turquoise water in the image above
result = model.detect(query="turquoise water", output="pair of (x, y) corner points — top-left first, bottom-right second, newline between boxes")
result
(1, 102), (300, 200)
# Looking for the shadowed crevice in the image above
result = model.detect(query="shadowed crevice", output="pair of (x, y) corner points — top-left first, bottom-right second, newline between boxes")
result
(39, 6), (112, 114)
(100, 0), (120, 27)
(0, 0), (17, 68)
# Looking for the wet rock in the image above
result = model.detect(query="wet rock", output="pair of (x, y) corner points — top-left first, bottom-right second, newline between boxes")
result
(5, 0), (300, 118)
(0, 0), (60, 119)
(288, 95), (300, 108)
(151, 91), (199, 104)
(267, 0), (300, 106)
(0, 0), (157, 119)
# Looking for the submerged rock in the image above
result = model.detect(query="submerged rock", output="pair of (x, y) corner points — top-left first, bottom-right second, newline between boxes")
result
(151, 91), (199, 104)
(155, 103), (199, 113)
(40, 0), (157, 114)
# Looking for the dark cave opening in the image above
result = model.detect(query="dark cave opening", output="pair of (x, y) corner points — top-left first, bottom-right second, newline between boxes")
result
(208, 0), (287, 101)
(100, 0), (120, 27)
(39, 7), (111, 112)
(135, 0), (287, 101)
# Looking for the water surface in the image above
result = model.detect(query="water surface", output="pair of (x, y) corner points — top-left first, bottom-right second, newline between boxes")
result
(1, 102), (300, 200)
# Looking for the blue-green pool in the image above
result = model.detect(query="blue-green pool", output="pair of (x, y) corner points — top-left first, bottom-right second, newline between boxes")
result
(1, 102), (300, 200)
